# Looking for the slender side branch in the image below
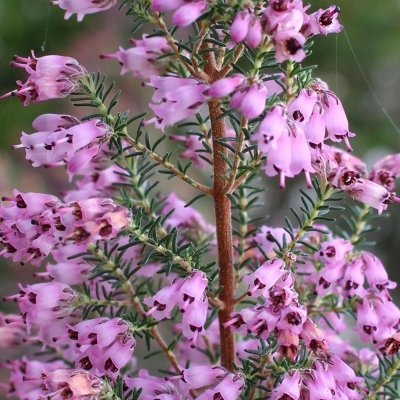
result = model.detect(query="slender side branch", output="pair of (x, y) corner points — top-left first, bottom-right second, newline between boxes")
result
(127, 225), (193, 273)
(151, 11), (210, 82)
(87, 244), (183, 375)
(349, 203), (371, 244)
(224, 116), (248, 194)
(285, 186), (336, 251)
(366, 357), (400, 399)
(123, 135), (213, 196)
(216, 44), (245, 78)
(231, 152), (264, 191)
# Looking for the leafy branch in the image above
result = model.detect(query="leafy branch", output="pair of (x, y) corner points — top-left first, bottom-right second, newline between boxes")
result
(74, 73), (214, 196)
(85, 243), (184, 375)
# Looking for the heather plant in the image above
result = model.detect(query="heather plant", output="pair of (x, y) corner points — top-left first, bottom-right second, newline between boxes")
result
(1, 1), (400, 399)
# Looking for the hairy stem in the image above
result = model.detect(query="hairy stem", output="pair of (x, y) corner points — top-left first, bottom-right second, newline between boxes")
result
(349, 203), (371, 245)
(127, 225), (194, 273)
(123, 135), (213, 196)
(209, 99), (236, 370)
(285, 186), (336, 251)
(366, 357), (400, 399)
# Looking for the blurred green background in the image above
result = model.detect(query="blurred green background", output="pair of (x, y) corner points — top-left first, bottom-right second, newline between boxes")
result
(0, 0), (400, 383)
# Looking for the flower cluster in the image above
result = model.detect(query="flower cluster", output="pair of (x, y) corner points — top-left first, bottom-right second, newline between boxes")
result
(1, 1), (400, 400)
(0, 190), (132, 265)
(1, 51), (87, 105)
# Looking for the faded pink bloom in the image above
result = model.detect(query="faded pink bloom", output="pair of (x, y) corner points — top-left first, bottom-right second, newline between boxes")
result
(41, 369), (105, 399)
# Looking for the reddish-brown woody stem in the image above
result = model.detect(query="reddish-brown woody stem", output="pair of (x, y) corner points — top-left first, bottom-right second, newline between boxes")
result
(202, 34), (236, 371)
(209, 100), (236, 370)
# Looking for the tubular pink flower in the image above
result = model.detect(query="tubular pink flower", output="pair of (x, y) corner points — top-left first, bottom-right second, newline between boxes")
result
(354, 299), (379, 343)
(277, 305), (307, 334)
(1, 76), (79, 106)
(304, 103), (326, 145)
(143, 280), (181, 320)
(262, 0), (307, 34)
(172, 1), (208, 27)
(315, 238), (353, 264)
(273, 31), (306, 63)
(303, 6), (342, 37)
(182, 295), (208, 348)
(101, 35), (172, 79)
(303, 369), (334, 400)
(209, 74), (246, 98)
(151, 0), (186, 13)
(252, 105), (287, 153)
(148, 76), (210, 131)
(174, 365), (226, 391)
(50, 0), (117, 21)
(288, 88), (318, 124)
(362, 252), (396, 297)
(322, 92), (355, 150)
(239, 83), (268, 119)
(347, 179), (395, 214)
(242, 259), (286, 297)
(230, 11), (251, 42)
(195, 371), (245, 400)
(246, 17), (263, 48)
(270, 370), (301, 400)
(10, 51), (87, 78)
(15, 282), (78, 333)
(32, 113), (80, 131)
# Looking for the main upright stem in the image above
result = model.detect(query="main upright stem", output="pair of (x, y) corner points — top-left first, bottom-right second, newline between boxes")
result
(202, 37), (235, 370)
(209, 100), (235, 370)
